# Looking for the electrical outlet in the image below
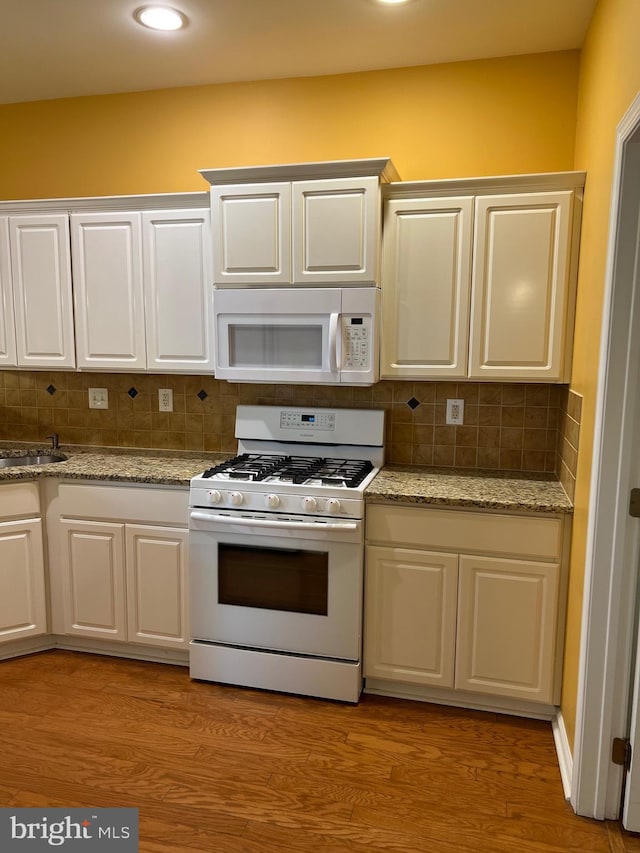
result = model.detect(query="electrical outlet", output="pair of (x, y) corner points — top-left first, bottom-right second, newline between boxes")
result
(88, 388), (109, 410)
(158, 388), (173, 412)
(446, 398), (464, 425)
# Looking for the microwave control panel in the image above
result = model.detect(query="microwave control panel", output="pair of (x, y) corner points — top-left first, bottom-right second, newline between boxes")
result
(341, 316), (371, 369)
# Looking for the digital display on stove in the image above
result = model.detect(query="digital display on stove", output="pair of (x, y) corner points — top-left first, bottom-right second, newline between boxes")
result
(280, 411), (335, 430)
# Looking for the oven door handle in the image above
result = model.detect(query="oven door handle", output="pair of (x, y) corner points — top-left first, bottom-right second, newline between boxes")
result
(190, 510), (358, 531)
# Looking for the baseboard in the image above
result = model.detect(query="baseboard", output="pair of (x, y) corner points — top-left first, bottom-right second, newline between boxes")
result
(0, 634), (188, 667)
(552, 710), (573, 799)
(364, 677), (556, 720)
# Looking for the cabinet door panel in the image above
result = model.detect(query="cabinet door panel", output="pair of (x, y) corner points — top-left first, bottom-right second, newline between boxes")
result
(0, 217), (17, 366)
(60, 519), (126, 640)
(469, 192), (573, 380)
(293, 177), (379, 285)
(143, 209), (213, 372)
(456, 554), (559, 702)
(0, 519), (46, 641)
(381, 197), (473, 378)
(125, 525), (188, 648)
(364, 545), (458, 687)
(71, 212), (146, 370)
(9, 214), (75, 368)
(212, 183), (291, 284)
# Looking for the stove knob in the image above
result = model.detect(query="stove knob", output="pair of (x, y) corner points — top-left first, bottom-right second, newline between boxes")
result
(326, 498), (342, 514)
(229, 491), (244, 506)
(207, 489), (222, 504)
(266, 494), (280, 509)
(303, 496), (317, 512)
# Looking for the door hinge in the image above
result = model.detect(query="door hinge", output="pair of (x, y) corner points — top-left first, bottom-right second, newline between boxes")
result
(630, 489), (640, 518)
(612, 737), (632, 769)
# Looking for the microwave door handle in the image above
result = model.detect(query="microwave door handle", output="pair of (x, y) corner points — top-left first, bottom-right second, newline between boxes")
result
(329, 313), (339, 374)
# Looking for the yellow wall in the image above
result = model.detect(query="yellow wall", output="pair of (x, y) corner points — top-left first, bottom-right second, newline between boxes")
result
(561, 0), (640, 748)
(0, 51), (579, 200)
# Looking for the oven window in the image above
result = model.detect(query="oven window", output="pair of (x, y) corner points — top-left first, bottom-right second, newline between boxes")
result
(218, 543), (328, 616)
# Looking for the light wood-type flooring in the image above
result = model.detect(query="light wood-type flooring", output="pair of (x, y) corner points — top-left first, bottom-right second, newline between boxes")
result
(0, 649), (639, 852)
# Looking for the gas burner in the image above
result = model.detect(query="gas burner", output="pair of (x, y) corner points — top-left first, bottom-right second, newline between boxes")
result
(203, 454), (289, 482)
(314, 458), (374, 488)
(203, 454), (374, 489)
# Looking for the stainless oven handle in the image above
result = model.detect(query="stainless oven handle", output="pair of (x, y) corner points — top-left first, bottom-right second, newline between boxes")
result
(190, 510), (358, 531)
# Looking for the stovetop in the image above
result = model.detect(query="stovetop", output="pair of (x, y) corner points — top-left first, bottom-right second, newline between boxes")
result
(201, 453), (374, 489)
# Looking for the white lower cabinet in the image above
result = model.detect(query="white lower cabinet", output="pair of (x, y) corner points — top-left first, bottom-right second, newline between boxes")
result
(59, 519), (127, 640)
(0, 483), (47, 643)
(365, 546), (458, 687)
(50, 482), (189, 652)
(455, 555), (560, 702)
(125, 525), (188, 648)
(364, 504), (566, 707)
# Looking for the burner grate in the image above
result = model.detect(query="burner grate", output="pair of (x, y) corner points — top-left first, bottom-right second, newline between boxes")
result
(202, 454), (374, 488)
(202, 454), (289, 482)
(315, 458), (374, 488)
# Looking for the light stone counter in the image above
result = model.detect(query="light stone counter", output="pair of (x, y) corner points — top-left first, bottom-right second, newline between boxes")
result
(0, 444), (573, 512)
(0, 444), (231, 487)
(365, 465), (573, 514)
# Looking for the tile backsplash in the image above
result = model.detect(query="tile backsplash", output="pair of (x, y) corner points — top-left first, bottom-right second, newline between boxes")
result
(0, 371), (579, 481)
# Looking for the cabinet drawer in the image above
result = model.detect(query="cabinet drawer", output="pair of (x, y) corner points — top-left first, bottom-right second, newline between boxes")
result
(57, 483), (188, 526)
(366, 504), (562, 561)
(0, 482), (40, 518)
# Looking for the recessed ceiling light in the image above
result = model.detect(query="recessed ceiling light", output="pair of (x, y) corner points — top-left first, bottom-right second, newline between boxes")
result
(134, 6), (187, 31)
(376, 0), (413, 4)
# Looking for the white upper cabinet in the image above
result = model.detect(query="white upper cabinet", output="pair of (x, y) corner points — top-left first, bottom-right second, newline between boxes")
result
(202, 159), (398, 287)
(380, 175), (582, 383)
(0, 217), (17, 367)
(381, 197), (473, 378)
(292, 176), (379, 285)
(71, 212), (146, 370)
(469, 192), (573, 381)
(212, 182), (291, 285)
(211, 177), (378, 286)
(142, 209), (213, 372)
(9, 214), (76, 368)
(70, 207), (213, 373)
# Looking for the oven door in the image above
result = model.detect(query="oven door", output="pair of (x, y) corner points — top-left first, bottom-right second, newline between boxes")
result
(189, 510), (363, 661)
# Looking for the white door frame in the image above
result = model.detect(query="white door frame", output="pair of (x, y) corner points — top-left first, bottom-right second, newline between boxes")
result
(571, 90), (640, 819)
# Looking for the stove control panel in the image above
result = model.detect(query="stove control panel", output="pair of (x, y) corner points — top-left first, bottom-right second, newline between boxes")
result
(190, 486), (363, 519)
(280, 411), (335, 431)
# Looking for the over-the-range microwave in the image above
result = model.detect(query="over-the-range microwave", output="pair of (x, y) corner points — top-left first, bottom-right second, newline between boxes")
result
(213, 287), (379, 385)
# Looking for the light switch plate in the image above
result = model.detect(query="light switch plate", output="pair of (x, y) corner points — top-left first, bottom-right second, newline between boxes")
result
(88, 387), (109, 409)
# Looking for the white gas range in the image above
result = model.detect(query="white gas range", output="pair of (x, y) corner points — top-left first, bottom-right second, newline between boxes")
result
(188, 405), (385, 703)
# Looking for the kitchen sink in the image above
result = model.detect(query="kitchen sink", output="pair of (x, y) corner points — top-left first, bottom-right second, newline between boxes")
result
(0, 453), (67, 468)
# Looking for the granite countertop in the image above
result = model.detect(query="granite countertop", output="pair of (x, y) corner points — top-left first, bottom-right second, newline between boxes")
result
(364, 465), (573, 514)
(0, 444), (573, 512)
(0, 444), (231, 487)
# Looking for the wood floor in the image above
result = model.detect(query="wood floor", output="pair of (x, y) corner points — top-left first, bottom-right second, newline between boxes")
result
(0, 650), (638, 852)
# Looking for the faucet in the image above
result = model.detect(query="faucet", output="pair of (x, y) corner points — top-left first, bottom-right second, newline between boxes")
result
(46, 433), (59, 450)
